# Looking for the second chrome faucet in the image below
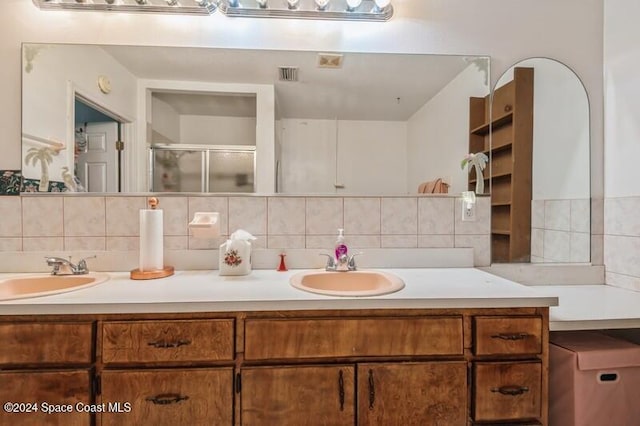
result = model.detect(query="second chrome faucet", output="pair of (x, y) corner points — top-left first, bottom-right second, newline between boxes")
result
(319, 252), (362, 272)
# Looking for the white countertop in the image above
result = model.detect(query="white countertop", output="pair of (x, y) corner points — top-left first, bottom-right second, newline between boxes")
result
(0, 268), (558, 315)
(533, 284), (640, 331)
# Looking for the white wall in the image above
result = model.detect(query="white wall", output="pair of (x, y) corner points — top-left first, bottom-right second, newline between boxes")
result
(407, 63), (488, 194)
(2, 0), (603, 197)
(151, 97), (180, 144)
(279, 119), (406, 194)
(180, 116), (256, 146)
(498, 59), (590, 201)
(21, 44), (137, 181)
(603, 0), (640, 290)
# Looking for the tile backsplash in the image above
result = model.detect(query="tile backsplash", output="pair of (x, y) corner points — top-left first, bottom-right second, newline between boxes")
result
(604, 196), (640, 291)
(0, 194), (491, 267)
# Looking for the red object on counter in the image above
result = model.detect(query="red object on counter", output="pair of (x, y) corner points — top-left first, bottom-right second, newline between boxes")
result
(277, 253), (288, 271)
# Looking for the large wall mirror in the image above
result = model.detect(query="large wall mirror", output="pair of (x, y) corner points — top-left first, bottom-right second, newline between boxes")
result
(490, 58), (590, 264)
(21, 43), (490, 195)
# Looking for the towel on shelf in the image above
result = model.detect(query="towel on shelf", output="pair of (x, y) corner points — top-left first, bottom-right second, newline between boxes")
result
(418, 178), (449, 194)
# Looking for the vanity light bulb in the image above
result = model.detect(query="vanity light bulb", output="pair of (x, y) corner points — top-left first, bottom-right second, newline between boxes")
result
(287, 0), (300, 9)
(345, 0), (362, 11)
(315, 0), (329, 10)
(373, 0), (390, 10)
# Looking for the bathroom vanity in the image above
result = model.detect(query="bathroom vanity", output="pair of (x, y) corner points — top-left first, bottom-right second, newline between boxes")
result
(0, 269), (556, 426)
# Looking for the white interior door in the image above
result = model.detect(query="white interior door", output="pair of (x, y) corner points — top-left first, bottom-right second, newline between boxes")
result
(77, 122), (118, 192)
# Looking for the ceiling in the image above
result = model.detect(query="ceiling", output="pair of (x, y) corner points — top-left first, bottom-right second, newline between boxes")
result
(102, 45), (480, 121)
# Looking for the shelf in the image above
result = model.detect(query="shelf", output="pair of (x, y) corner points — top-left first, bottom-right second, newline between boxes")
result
(470, 112), (513, 136)
(470, 171), (511, 184)
(491, 229), (511, 236)
(483, 142), (512, 156)
(491, 202), (512, 207)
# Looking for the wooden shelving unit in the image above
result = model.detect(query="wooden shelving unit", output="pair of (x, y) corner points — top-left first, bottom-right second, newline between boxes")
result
(469, 67), (534, 263)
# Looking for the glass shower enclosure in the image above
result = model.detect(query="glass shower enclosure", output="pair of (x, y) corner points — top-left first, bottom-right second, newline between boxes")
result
(149, 144), (256, 193)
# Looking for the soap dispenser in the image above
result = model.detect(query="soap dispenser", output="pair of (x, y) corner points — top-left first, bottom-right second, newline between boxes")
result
(335, 228), (348, 261)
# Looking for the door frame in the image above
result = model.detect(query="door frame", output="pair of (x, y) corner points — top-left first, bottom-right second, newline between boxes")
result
(67, 81), (135, 192)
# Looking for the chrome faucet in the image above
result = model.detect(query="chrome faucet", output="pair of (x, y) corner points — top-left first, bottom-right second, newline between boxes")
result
(319, 252), (362, 272)
(45, 256), (95, 275)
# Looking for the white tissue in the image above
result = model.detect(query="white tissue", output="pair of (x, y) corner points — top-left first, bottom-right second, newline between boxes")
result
(139, 209), (163, 271)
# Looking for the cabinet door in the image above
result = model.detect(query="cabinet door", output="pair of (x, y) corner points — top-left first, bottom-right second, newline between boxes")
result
(100, 368), (233, 426)
(358, 362), (467, 426)
(0, 369), (91, 426)
(241, 365), (355, 426)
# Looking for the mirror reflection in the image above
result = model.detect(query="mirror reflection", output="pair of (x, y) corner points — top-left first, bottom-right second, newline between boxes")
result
(489, 58), (590, 264)
(21, 43), (490, 195)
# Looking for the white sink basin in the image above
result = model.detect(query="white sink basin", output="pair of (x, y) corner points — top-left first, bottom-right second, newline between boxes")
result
(0, 273), (109, 301)
(290, 270), (405, 297)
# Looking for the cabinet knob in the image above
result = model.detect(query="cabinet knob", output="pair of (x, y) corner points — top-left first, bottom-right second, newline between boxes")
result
(145, 393), (190, 405)
(147, 339), (192, 348)
(490, 333), (529, 341)
(491, 385), (529, 396)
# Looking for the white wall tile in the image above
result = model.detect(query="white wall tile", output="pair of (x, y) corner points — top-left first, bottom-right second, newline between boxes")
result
(455, 234), (490, 266)
(268, 197), (305, 235)
(64, 237), (106, 251)
(606, 271), (640, 292)
(344, 198), (380, 234)
(605, 197), (640, 236)
(268, 235), (305, 249)
(418, 197), (454, 235)
(306, 198), (343, 235)
(381, 198), (417, 235)
(531, 228), (544, 258)
(571, 199), (590, 233)
(545, 200), (571, 231)
(570, 232), (590, 263)
(604, 235), (640, 277)
(382, 235), (418, 248)
(106, 237), (138, 251)
(165, 236), (188, 250)
(22, 197), (63, 237)
(188, 196), (229, 236)
(64, 197), (105, 237)
(347, 235), (381, 249)
(531, 200), (545, 229)
(229, 197), (266, 235)
(188, 235), (227, 250)
(158, 196), (188, 236)
(0, 197), (21, 237)
(544, 230), (571, 262)
(0, 238), (21, 251)
(106, 197), (146, 236)
(23, 237), (63, 251)
(418, 235), (454, 248)
(305, 235), (336, 250)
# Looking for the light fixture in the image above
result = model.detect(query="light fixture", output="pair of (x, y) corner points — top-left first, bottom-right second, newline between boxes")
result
(345, 0), (361, 12)
(32, 0), (393, 20)
(219, 0), (393, 20)
(32, 0), (217, 14)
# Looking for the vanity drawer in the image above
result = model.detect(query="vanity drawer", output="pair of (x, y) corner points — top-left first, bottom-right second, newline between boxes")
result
(244, 316), (463, 360)
(473, 361), (541, 422)
(101, 319), (234, 365)
(0, 322), (94, 366)
(473, 316), (542, 355)
(100, 368), (233, 426)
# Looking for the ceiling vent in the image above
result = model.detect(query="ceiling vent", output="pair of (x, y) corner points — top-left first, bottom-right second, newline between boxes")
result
(278, 67), (299, 82)
(317, 53), (344, 69)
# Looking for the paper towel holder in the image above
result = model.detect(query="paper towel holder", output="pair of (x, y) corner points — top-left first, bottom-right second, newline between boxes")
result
(130, 197), (175, 280)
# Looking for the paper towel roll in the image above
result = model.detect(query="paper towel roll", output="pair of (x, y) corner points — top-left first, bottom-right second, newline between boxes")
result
(139, 209), (163, 271)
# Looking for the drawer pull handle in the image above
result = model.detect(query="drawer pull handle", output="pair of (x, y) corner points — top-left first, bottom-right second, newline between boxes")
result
(491, 333), (530, 341)
(338, 370), (345, 411)
(491, 385), (529, 396)
(145, 393), (190, 405)
(368, 369), (375, 410)
(147, 339), (192, 348)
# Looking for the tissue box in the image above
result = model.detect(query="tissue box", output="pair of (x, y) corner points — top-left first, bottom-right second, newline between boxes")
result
(219, 240), (252, 276)
(549, 331), (640, 426)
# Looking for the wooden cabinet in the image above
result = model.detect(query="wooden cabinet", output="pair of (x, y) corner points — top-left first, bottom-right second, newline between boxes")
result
(469, 67), (534, 262)
(101, 319), (234, 365)
(1, 308), (549, 425)
(0, 370), (91, 426)
(240, 365), (355, 426)
(100, 368), (234, 426)
(358, 362), (467, 426)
